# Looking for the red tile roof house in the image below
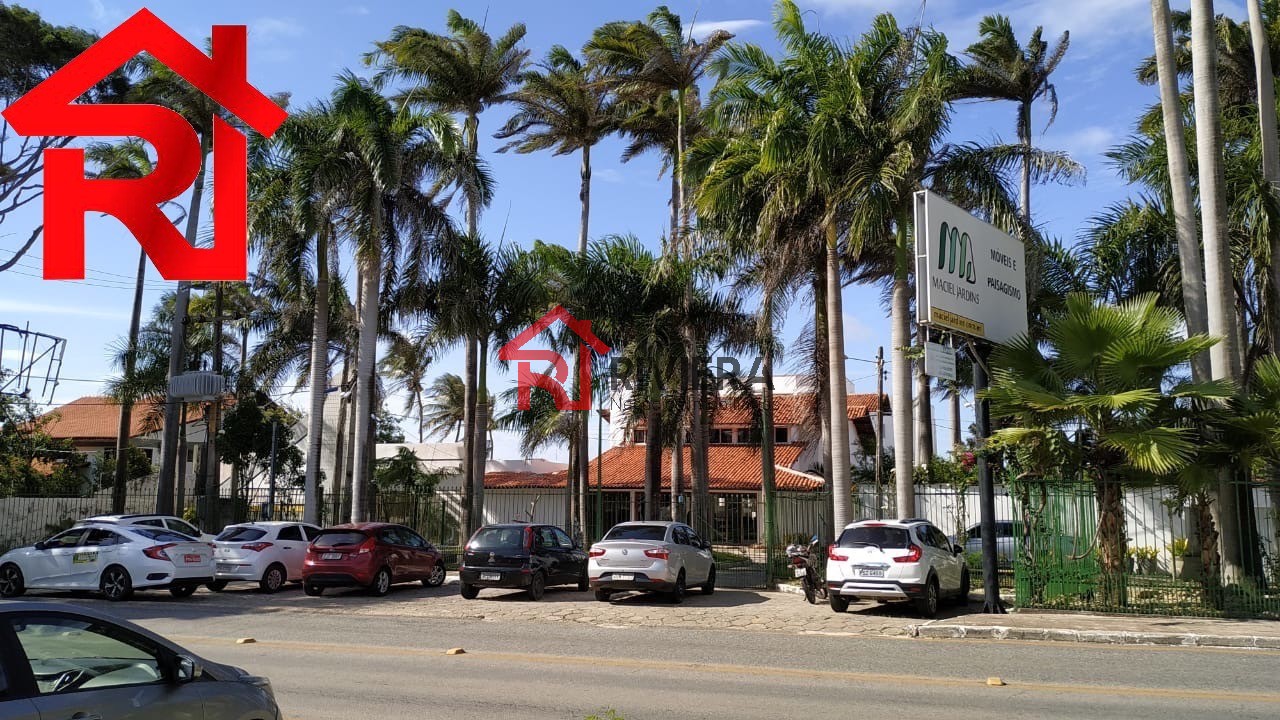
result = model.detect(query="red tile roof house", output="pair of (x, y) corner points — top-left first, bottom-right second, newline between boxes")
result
(477, 375), (891, 547)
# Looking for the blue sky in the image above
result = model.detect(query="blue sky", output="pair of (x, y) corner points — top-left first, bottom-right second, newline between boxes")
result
(0, 0), (1238, 462)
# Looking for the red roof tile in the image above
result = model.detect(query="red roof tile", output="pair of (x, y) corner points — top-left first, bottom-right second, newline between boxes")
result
(484, 444), (823, 492)
(37, 396), (164, 441)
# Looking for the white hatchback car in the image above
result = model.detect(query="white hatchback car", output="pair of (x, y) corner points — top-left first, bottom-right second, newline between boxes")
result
(0, 525), (214, 601)
(826, 519), (969, 618)
(588, 521), (716, 602)
(209, 521), (321, 593)
(80, 513), (215, 542)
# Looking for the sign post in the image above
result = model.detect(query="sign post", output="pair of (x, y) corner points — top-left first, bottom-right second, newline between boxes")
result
(915, 190), (1027, 614)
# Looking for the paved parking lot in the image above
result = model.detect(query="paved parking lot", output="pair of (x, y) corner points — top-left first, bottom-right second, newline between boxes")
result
(74, 575), (968, 637)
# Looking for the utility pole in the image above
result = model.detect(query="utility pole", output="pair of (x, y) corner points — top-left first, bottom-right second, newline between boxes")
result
(266, 420), (279, 521)
(204, 283), (224, 531)
(874, 346), (885, 520)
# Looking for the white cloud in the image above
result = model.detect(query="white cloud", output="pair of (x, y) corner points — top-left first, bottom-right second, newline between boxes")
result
(1056, 125), (1119, 159)
(250, 17), (305, 42)
(596, 168), (625, 184)
(343, 5), (371, 15)
(689, 19), (766, 40)
(0, 299), (128, 321)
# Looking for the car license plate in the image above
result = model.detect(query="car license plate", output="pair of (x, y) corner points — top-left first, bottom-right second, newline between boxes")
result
(183, 554), (201, 563)
(611, 573), (634, 581)
(480, 573), (501, 581)
(322, 553), (342, 560)
(216, 563), (235, 573)
(794, 567), (807, 578)
(859, 568), (885, 578)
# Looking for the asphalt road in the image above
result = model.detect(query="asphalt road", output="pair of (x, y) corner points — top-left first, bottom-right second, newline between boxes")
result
(26, 590), (1280, 720)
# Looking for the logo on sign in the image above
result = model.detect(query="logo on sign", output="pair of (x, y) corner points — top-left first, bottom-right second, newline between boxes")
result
(937, 221), (977, 285)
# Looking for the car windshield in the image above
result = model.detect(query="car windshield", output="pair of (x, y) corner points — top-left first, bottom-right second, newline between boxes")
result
(603, 525), (667, 542)
(313, 531), (368, 548)
(837, 526), (910, 549)
(129, 528), (192, 543)
(468, 527), (527, 551)
(216, 526), (267, 542)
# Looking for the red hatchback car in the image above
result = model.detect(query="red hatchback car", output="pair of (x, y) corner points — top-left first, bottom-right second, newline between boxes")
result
(302, 523), (445, 597)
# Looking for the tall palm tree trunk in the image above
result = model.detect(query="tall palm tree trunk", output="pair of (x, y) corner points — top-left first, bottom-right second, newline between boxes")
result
(331, 360), (351, 525)
(578, 144), (593, 539)
(472, 337), (489, 528)
(111, 246), (148, 513)
(949, 385), (962, 450)
(462, 337), (477, 536)
(204, 284), (224, 529)
(672, 369), (687, 522)
(813, 269), (834, 541)
(1192, 0), (1246, 580)
(914, 325), (934, 465)
(157, 133), (211, 515)
(1020, 100), (1033, 222)
(303, 231), (330, 524)
(826, 222), (853, 532)
(1152, 0), (1212, 383)
(350, 248), (380, 523)
(644, 373), (663, 521)
(891, 216), (916, 517)
(1247, 0), (1280, 349)
(760, 292), (778, 574)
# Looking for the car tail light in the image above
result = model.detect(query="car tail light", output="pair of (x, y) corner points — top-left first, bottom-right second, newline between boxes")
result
(242, 542), (274, 552)
(353, 536), (376, 555)
(828, 544), (848, 562)
(588, 547), (605, 558)
(893, 544), (923, 563)
(644, 548), (669, 560)
(143, 544), (174, 561)
(524, 526), (535, 552)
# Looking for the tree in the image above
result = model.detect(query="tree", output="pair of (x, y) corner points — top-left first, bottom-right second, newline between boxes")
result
(217, 401), (304, 505)
(374, 446), (443, 493)
(985, 293), (1227, 605)
(379, 333), (432, 443)
(421, 373), (468, 441)
(0, 389), (86, 496)
(366, 8), (527, 537)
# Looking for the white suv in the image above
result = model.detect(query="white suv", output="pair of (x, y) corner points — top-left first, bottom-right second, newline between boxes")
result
(825, 519), (969, 617)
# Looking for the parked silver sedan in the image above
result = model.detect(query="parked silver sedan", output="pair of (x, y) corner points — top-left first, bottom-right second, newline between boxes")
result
(0, 601), (279, 719)
(588, 521), (716, 602)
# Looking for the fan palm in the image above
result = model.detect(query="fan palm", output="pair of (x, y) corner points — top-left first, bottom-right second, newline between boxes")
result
(984, 293), (1228, 604)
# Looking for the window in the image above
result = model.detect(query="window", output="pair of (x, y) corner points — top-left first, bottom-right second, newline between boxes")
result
(774, 426), (789, 444)
(379, 528), (407, 545)
(672, 526), (689, 545)
(469, 527), (527, 551)
(43, 529), (88, 548)
(400, 529), (427, 549)
(13, 614), (165, 694)
(603, 524), (667, 542)
(313, 531), (369, 548)
(85, 529), (121, 547)
(631, 429), (646, 444)
(129, 528), (192, 543)
(709, 428), (736, 444)
(165, 519), (201, 538)
(552, 528), (575, 549)
(919, 526), (948, 551)
(216, 526), (267, 542)
(686, 529), (705, 549)
(134, 518), (165, 528)
(537, 527), (559, 549)
(303, 526), (321, 541)
(835, 526), (910, 549)
(277, 525), (304, 542)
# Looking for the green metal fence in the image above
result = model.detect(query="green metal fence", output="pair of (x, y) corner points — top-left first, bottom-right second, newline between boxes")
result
(1011, 479), (1280, 618)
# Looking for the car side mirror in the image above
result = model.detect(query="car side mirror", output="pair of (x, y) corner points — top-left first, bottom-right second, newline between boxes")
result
(953, 544), (964, 555)
(174, 655), (202, 684)
(702, 541), (711, 551)
(33, 541), (46, 551)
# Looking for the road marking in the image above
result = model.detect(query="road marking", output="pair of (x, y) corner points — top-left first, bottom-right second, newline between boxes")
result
(170, 634), (1280, 705)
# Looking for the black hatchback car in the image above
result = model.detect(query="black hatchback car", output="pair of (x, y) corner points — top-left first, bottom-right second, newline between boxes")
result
(458, 523), (589, 600)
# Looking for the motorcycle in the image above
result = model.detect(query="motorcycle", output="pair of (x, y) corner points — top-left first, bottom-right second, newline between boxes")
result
(785, 535), (827, 604)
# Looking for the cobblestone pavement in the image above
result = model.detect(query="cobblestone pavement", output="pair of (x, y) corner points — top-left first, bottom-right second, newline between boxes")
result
(159, 575), (966, 637)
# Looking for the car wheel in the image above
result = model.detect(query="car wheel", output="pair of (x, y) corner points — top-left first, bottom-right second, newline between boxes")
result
(304, 581), (323, 597)
(956, 568), (971, 605)
(259, 564), (286, 594)
(527, 572), (546, 601)
(100, 566), (133, 602)
(701, 565), (716, 595)
(667, 570), (686, 604)
(915, 577), (939, 618)
(424, 562), (446, 588)
(594, 589), (612, 602)
(206, 580), (229, 592)
(169, 584), (197, 599)
(0, 563), (25, 598)
(577, 572), (590, 592)
(829, 591), (850, 613)
(369, 567), (392, 597)
(460, 582), (479, 599)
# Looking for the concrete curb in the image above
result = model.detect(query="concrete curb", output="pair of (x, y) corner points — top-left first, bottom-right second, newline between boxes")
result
(908, 622), (1280, 649)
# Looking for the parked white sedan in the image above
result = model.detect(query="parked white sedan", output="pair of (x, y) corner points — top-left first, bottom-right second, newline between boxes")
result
(0, 525), (214, 601)
(588, 521), (716, 602)
(208, 521), (321, 593)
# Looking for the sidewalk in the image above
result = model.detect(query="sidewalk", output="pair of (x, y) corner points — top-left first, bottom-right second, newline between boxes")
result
(910, 609), (1280, 649)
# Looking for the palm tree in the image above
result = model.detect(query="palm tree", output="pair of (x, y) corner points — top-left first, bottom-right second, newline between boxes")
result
(1191, 0), (1248, 579)
(985, 293), (1226, 605)
(496, 44), (619, 539)
(379, 334), (432, 443)
(961, 15), (1070, 223)
(325, 74), (457, 522)
(1149, 0), (1212, 384)
(421, 373), (468, 441)
(1245, 0), (1280, 350)
(366, 9), (527, 536)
